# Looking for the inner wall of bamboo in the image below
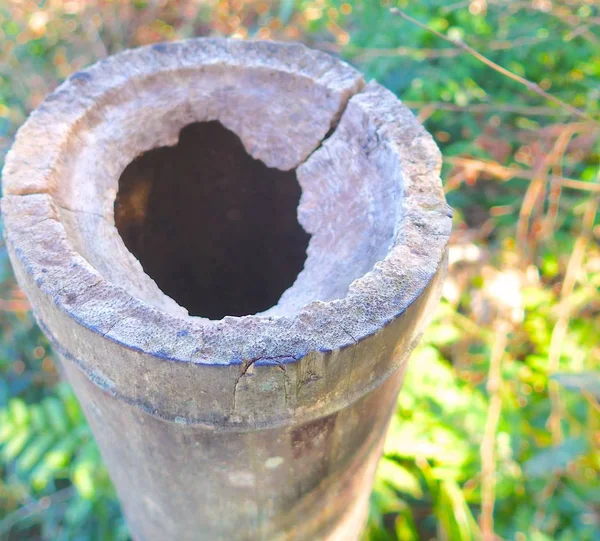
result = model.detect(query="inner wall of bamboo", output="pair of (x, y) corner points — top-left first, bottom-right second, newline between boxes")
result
(54, 71), (402, 322)
(114, 121), (311, 320)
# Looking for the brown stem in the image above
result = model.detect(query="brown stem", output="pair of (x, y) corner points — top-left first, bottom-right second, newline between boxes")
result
(389, 8), (599, 125)
(446, 156), (600, 194)
(516, 125), (581, 264)
(403, 101), (572, 117)
(547, 172), (599, 444)
(480, 319), (510, 540)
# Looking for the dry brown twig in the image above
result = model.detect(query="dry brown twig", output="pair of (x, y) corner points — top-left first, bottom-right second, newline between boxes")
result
(446, 156), (600, 194)
(389, 8), (599, 126)
(547, 170), (600, 444)
(516, 124), (583, 264)
(480, 319), (511, 540)
(542, 126), (580, 237)
(354, 33), (549, 62)
(354, 36), (548, 62)
(404, 101), (572, 117)
(532, 473), (562, 533)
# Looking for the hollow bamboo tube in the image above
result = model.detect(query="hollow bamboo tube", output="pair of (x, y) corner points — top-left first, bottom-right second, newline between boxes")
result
(2, 39), (452, 541)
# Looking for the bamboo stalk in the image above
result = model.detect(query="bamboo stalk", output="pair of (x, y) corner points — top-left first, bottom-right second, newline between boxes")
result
(2, 39), (451, 540)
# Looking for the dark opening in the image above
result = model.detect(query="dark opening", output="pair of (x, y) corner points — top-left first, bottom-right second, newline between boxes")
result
(115, 121), (311, 319)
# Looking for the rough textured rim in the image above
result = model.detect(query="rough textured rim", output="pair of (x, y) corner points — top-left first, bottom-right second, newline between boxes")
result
(2, 38), (451, 366)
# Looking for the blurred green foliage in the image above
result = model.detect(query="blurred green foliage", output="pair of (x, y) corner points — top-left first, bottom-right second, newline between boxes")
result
(1, 1), (599, 540)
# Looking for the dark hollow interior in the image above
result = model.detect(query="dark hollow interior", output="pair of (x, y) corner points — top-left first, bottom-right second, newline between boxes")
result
(115, 121), (311, 319)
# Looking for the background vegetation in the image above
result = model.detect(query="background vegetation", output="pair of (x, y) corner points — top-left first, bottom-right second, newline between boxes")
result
(1, 1), (599, 540)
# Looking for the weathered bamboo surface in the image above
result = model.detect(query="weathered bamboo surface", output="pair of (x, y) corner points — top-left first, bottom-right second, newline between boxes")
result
(2, 39), (452, 540)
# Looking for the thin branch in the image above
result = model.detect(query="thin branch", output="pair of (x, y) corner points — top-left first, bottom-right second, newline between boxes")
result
(389, 8), (598, 125)
(354, 34), (549, 62)
(516, 125), (581, 263)
(480, 319), (510, 541)
(446, 156), (600, 194)
(404, 101), (572, 117)
(543, 127), (579, 236)
(582, 389), (600, 414)
(532, 473), (562, 533)
(440, 0), (472, 14)
(516, 157), (548, 264)
(547, 171), (599, 444)
(564, 24), (600, 45)
(558, 177), (600, 193)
